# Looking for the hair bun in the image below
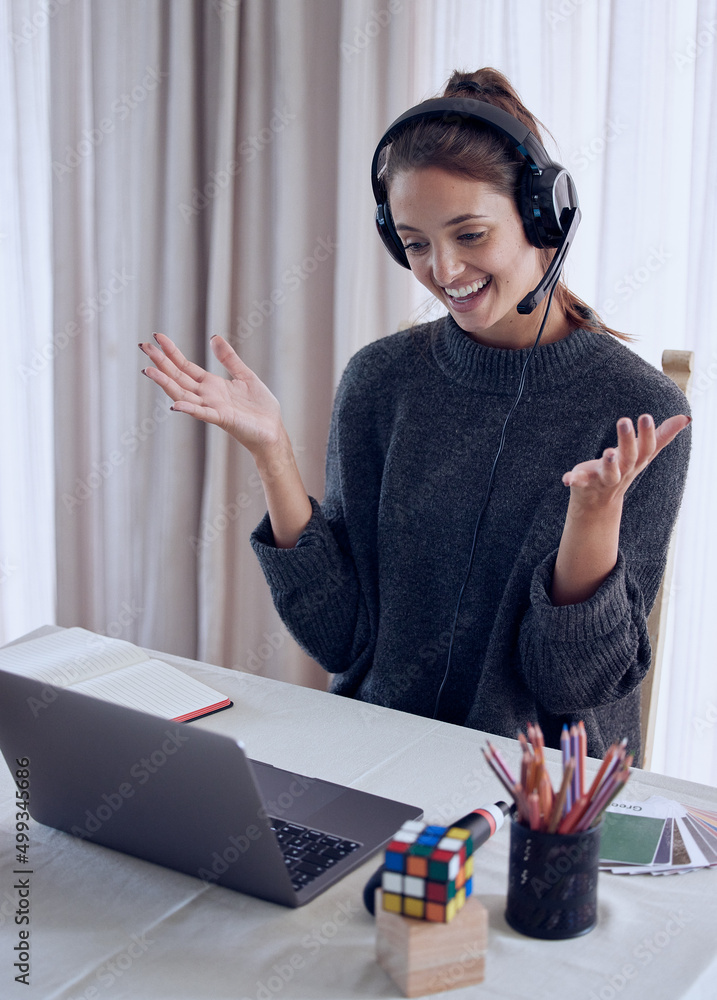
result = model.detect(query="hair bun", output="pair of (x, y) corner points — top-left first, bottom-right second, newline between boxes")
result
(445, 79), (489, 98)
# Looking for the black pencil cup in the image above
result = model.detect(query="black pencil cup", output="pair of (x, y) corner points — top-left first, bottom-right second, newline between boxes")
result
(505, 817), (602, 939)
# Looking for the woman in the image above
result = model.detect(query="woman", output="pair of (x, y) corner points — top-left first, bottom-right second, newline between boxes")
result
(140, 69), (690, 762)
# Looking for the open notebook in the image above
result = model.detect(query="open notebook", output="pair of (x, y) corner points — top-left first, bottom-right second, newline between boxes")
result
(0, 627), (231, 722)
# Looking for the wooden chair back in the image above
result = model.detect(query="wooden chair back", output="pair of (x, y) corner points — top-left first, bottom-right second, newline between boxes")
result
(640, 349), (694, 769)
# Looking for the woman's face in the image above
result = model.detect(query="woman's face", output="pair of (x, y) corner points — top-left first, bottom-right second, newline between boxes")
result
(388, 166), (566, 348)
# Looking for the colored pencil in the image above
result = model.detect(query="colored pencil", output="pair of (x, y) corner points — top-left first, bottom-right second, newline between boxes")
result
(577, 755), (633, 832)
(561, 725), (572, 813)
(584, 741), (618, 803)
(569, 723), (580, 805)
(557, 794), (590, 835)
(577, 721), (587, 800)
(482, 722), (632, 834)
(487, 742), (517, 783)
(547, 758), (574, 833)
(482, 748), (516, 799)
(528, 790), (541, 831)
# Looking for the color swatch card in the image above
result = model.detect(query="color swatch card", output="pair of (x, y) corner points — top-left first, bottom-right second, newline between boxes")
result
(599, 795), (717, 875)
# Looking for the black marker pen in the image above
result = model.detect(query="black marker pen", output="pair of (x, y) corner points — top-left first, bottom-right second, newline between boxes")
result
(362, 800), (510, 915)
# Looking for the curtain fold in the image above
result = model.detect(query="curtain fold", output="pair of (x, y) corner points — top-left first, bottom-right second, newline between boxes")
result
(3, 0), (715, 782)
(50, 0), (206, 655)
(196, 0), (341, 686)
(0, 0), (55, 643)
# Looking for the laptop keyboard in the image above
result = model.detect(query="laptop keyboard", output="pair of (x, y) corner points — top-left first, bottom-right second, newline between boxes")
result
(269, 818), (362, 893)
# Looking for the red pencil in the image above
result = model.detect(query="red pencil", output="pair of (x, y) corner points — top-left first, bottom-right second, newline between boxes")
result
(584, 739), (620, 803)
(577, 721), (587, 800)
(482, 748), (516, 799)
(577, 755), (633, 831)
(557, 794), (589, 834)
(486, 741), (518, 787)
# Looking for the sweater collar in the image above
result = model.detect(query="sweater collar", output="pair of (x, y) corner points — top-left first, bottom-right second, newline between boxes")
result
(431, 313), (617, 393)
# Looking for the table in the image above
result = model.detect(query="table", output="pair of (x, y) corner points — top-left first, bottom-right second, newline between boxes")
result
(1, 633), (716, 999)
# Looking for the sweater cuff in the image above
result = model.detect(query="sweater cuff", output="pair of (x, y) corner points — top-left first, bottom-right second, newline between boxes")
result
(250, 496), (347, 593)
(529, 549), (631, 641)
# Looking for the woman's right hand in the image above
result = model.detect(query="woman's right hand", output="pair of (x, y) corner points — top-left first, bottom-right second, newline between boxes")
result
(139, 333), (283, 458)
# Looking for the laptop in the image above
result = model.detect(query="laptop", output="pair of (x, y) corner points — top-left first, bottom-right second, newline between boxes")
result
(0, 667), (422, 907)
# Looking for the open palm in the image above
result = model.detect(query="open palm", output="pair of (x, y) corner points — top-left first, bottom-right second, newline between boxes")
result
(139, 333), (282, 453)
(562, 413), (690, 508)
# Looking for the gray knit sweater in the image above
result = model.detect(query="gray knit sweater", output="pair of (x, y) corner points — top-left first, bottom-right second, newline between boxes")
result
(251, 316), (690, 763)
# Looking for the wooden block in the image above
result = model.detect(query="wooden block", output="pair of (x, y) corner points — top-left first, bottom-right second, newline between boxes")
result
(376, 893), (487, 997)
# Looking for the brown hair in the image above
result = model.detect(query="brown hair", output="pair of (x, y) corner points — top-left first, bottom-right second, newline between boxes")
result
(383, 68), (627, 341)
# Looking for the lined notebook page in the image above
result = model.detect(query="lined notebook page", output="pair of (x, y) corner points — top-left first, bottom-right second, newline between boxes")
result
(0, 627), (146, 686)
(74, 659), (230, 721)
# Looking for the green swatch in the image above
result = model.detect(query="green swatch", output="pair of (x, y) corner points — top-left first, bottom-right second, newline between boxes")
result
(599, 812), (666, 865)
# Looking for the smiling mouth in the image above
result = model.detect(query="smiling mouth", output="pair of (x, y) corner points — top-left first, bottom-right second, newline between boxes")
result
(444, 277), (492, 303)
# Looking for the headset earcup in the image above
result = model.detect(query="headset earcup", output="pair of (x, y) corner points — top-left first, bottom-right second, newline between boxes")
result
(519, 165), (577, 249)
(518, 163), (543, 248)
(375, 202), (411, 269)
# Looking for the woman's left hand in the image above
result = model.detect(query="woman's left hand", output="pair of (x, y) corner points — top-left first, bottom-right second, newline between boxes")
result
(562, 413), (691, 510)
(551, 413), (690, 606)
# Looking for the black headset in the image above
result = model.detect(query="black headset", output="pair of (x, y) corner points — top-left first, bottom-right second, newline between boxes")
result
(370, 95), (581, 313)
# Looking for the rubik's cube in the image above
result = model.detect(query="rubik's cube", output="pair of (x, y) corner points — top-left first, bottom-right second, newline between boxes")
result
(381, 820), (474, 923)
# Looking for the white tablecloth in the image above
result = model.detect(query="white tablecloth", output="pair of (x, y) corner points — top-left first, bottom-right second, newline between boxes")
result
(1, 638), (716, 1000)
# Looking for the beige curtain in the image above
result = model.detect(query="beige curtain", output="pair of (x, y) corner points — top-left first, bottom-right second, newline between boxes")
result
(48, 0), (423, 689)
(197, 0), (344, 684)
(51, 0), (208, 658)
(48, 0), (358, 689)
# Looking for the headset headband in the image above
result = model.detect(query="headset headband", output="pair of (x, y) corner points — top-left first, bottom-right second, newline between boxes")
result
(371, 96), (581, 313)
(371, 98), (552, 201)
